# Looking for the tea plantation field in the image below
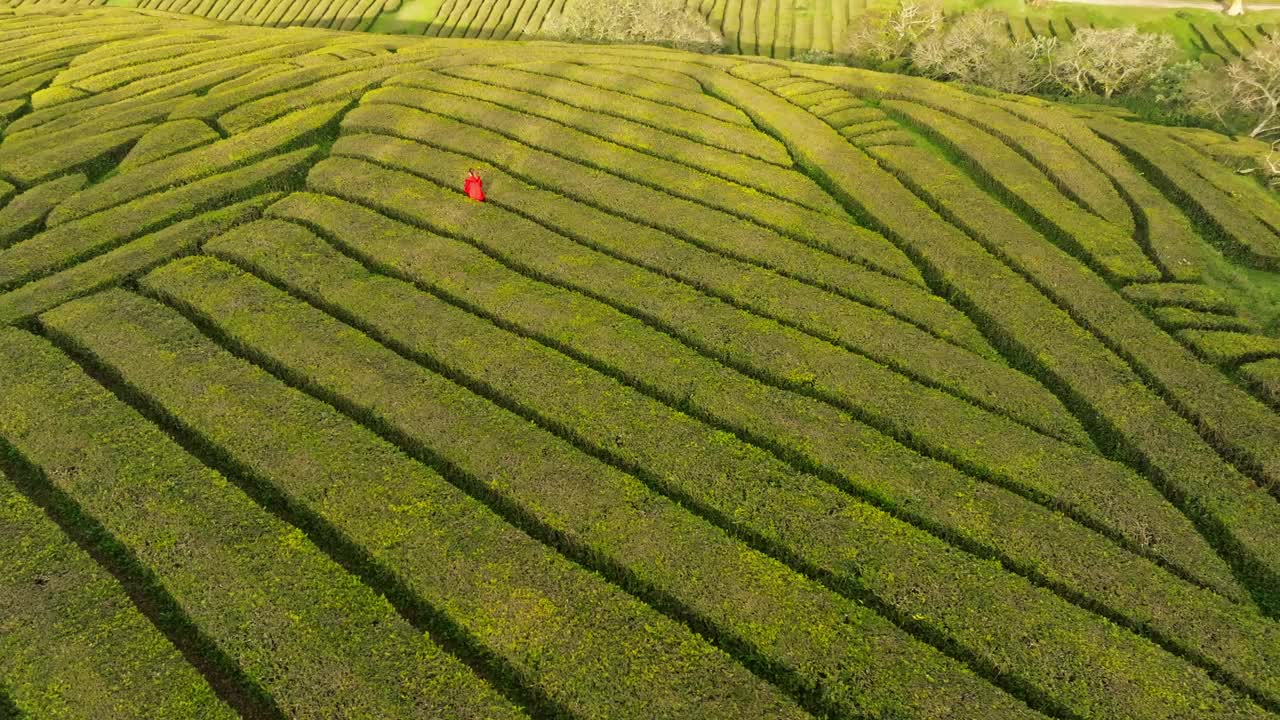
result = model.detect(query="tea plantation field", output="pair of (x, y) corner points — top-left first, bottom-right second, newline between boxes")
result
(13, 0), (1280, 60)
(2, 6), (1280, 719)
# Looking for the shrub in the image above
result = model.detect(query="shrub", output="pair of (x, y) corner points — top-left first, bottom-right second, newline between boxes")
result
(541, 0), (723, 53)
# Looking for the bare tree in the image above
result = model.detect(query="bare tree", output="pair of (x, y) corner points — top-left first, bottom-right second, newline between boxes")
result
(1184, 67), (1240, 128)
(1225, 40), (1280, 137)
(1051, 27), (1178, 98)
(543, 0), (723, 52)
(843, 0), (944, 64)
(912, 10), (1057, 93)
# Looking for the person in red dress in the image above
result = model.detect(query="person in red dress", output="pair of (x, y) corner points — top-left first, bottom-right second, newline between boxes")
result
(464, 169), (485, 202)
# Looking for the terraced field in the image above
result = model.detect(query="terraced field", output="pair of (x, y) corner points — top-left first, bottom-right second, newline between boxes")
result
(2, 5), (1280, 719)
(23, 0), (1279, 60)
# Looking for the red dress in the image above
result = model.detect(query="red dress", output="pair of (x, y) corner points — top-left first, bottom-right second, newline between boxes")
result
(464, 175), (485, 202)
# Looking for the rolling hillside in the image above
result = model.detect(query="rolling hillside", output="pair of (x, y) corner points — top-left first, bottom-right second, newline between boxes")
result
(2, 5), (1280, 719)
(10, 0), (1280, 59)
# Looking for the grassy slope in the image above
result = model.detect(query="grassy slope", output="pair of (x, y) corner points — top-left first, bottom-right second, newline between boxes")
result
(1, 6), (1280, 719)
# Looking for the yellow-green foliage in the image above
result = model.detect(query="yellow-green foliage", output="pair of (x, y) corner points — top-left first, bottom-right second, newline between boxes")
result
(4, 9), (1280, 720)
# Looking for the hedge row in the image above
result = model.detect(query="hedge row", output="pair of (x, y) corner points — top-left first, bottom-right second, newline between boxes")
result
(50, 32), (224, 89)
(0, 99), (22, 131)
(0, 13), (143, 52)
(330, 128), (977, 356)
(0, 174), (85, 250)
(118, 119), (221, 171)
(7, 39), (330, 138)
(500, 59), (762, 129)
(719, 72), (1280, 612)
(0, 146), (317, 291)
(0, 123), (151, 188)
(152, 239), (1239, 717)
(0, 194), (276, 326)
(6, 78), (190, 142)
(137, 249), (1037, 720)
(333, 132), (1039, 415)
(48, 283), (806, 720)
(963, 94), (1203, 281)
(440, 64), (783, 162)
(335, 112), (970, 340)
(759, 0), (782, 56)
(786, 88), (845, 109)
(773, 80), (830, 98)
(738, 0), (761, 54)
(758, 76), (807, 92)
(808, 96), (865, 117)
(477, 0), (533, 40)
(436, 0), (482, 37)
(1240, 358), (1280, 408)
(0, 327), (523, 719)
(240, 198), (1280, 713)
(50, 102), (343, 225)
(213, 66), (410, 134)
(0, 472), (234, 720)
(303, 157), (1236, 595)
(310, 145), (1087, 443)
(0, 48), (82, 88)
(831, 73), (1135, 233)
(0, 45), (78, 79)
(30, 85), (89, 110)
(0, 30), (146, 86)
(280, 181), (1214, 617)
(1123, 282), (1235, 313)
(837, 119), (899, 137)
(359, 87), (928, 282)
(731, 62), (790, 84)
(1091, 118), (1280, 271)
(74, 36), (283, 94)
(883, 99), (1160, 283)
(426, 0), (466, 36)
(520, 0), (560, 38)
(593, 62), (703, 92)
(870, 136), (1280, 559)
(1185, 148), (1280, 247)
(241, 194), (1277, 720)
(379, 71), (843, 217)
(850, 129), (915, 148)
(1152, 306), (1257, 333)
(1179, 329), (1280, 366)
(169, 51), (430, 125)
(453, 0), (501, 38)
(473, 0), (523, 40)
